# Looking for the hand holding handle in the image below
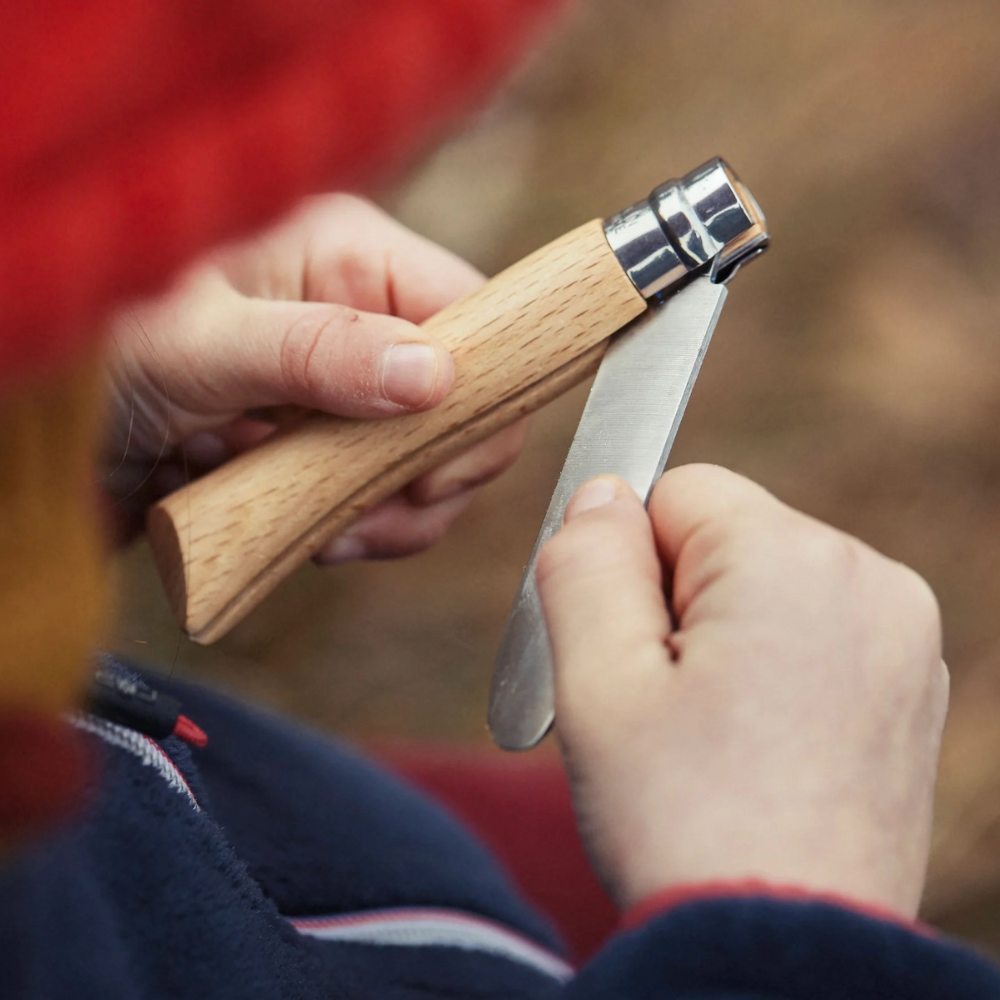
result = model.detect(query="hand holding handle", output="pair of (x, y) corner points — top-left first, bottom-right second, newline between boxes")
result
(147, 219), (646, 643)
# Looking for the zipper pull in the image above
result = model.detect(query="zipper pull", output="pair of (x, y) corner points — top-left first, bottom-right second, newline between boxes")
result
(87, 667), (207, 748)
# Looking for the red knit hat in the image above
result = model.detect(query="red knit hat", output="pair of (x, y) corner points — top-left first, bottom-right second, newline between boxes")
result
(0, 0), (561, 384)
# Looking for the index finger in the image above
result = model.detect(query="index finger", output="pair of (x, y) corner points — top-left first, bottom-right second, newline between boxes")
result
(648, 464), (792, 618)
(300, 195), (485, 323)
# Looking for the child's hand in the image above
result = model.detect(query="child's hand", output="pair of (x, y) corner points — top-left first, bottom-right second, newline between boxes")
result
(536, 465), (947, 919)
(103, 194), (527, 553)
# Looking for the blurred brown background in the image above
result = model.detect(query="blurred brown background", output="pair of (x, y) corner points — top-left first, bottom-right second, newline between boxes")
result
(112, 0), (1000, 952)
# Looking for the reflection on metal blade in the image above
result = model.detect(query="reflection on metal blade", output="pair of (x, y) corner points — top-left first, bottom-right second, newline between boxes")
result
(488, 276), (728, 750)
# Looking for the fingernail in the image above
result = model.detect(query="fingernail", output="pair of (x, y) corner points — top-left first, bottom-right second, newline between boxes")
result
(564, 476), (620, 521)
(382, 343), (439, 408)
(322, 536), (367, 565)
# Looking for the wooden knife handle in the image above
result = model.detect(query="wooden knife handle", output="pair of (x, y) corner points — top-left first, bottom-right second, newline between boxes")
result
(147, 218), (646, 643)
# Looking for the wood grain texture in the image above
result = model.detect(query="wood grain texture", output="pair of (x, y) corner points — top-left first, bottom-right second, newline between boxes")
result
(148, 219), (646, 643)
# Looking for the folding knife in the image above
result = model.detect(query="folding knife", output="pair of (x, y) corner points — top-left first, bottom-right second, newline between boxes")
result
(147, 158), (768, 748)
(490, 159), (769, 749)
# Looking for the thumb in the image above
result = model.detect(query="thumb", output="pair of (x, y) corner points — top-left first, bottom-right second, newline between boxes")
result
(188, 295), (454, 419)
(536, 476), (674, 739)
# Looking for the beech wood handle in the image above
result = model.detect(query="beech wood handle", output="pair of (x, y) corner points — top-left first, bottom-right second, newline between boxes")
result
(148, 218), (646, 643)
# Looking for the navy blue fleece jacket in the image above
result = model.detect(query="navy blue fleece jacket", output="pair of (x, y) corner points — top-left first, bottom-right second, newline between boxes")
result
(1, 657), (999, 999)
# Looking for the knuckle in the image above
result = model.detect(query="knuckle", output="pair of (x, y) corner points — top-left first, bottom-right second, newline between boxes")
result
(333, 192), (381, 217)
(823, 528), (867, 579)
(307, 191), (380, 223)
(785, 516), (869, 582)
(792, 525), (942, 648)
(899, 564), (941, 621)
(892, 562), (942, 647)
(278, 307), (369, 403)
(279, 310), (332, 396)
(537, 518), (628, 590)
(862, 558), (943, 690)
(695, 505), (790, 567)
(718, 508), (778, 549)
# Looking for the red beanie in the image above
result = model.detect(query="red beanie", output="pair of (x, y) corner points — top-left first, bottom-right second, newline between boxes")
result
(0, 0), (562, 385)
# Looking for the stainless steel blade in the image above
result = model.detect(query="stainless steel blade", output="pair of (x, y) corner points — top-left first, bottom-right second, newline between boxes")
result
(488, 276), (728, 750)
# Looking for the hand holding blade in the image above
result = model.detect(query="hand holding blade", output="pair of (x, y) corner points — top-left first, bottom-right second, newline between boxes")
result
(489, 158), (769, 750)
